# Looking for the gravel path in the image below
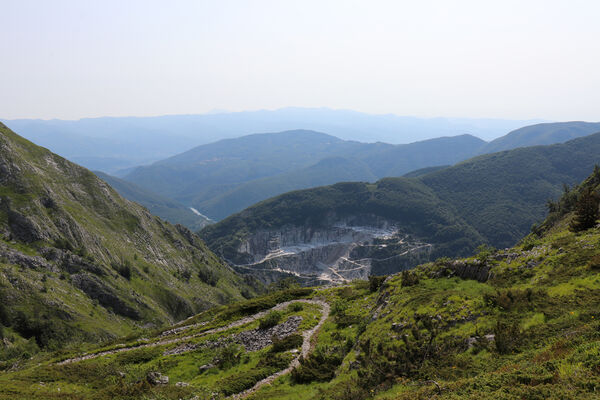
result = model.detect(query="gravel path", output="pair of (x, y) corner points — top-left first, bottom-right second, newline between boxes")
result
(57, 299), (328, 366)
(231, 300), (330, 399)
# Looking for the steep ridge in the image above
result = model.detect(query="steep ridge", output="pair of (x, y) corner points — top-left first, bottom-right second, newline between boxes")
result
(201, 133), (600, 282)
(94, 171), (211, 231)
(0, 123), (258, 354)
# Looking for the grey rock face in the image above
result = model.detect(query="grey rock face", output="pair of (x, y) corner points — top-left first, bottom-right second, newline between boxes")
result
(71, 273), (141, 320)
(41, 247), (104, 275)
(0, 243), (57, 272)
(7, 210), (47, 243)
(443, 260), (491, 282)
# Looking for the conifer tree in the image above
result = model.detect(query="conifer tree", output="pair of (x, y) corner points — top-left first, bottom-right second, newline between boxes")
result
(570, 187), (600, 232)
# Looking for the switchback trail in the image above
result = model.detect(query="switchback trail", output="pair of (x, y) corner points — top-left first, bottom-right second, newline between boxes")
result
(57, 299), (330, 370)
(231, 300), (330, 399)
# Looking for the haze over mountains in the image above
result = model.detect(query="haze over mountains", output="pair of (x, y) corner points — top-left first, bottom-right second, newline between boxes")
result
(2, 108), (544, 173)
(121, 121), (600, 223)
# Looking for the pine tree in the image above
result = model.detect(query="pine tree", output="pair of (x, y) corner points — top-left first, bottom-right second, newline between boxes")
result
(570, 187), (600, 232)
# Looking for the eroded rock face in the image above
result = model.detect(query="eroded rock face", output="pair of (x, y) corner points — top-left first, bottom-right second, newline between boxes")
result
(7, 210), (47, 243)
(0, 243), (57, 272)
(233, 214), (433, 284)
(41, 247), (105, 275)
(71, 273), (141, 320)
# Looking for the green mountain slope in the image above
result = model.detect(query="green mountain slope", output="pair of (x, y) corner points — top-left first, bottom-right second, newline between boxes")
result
(480, 121), (600, 154)
(201, 133), (600, 267)
(197, 157), (378, 221)
(363, 134), (485, 177)
(124, 131), (485, 220)
(3, 169), (599, 399)
(201, 179), (484, 265)
(421, 133), (600, 248)
(0, 123), (258, 357)
(93, 171), (211, 231)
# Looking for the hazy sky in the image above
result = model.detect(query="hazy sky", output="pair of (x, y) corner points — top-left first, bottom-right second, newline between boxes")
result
(2, 0), (600, 120)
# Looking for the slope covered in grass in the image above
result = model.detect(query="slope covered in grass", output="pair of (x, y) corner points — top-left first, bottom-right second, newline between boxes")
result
(0, 122), (259, 366)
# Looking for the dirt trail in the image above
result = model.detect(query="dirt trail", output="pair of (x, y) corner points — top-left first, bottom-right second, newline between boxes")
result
(231, 300), (330, 399)
(57, 299), (329, 367)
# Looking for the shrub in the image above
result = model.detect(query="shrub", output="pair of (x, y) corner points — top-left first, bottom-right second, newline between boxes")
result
(288, 302), (304, 312)
(475, 244), (496, 263)
(291, 345), (346, 383)
(259, 311), (282, 330)
(53, 238), (74, 252)
(401, 270), (419, 287)
(270, 333), (303, 353)
(197, 267), (218, 286)
(111, 259), (132, 280)
(216, 343), (243, 369)
(570, 187), (600, 232)
(257, 351), (291, 369)
(368, 275), (386, 292)
(494, 320), (521, 354)
(218, 369), (271, 396)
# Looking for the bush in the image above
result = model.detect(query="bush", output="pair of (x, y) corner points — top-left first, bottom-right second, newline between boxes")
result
(111, 259), (132, 280)
(368, 275), (386, 292)
(218, 369), (271, 396)
(197, 267), (218, 286)
(53, 238), (74, 252)
(288, 302), (304, 312)
(259, 311), (282, 330)
(216, 343), (243, 369)
(270, 334), (303, 353)
(475, 244), (496, 263)
(494, 320), (521, 354)
(291, 345), (346, 383)
(257, 351), (291, 369)
(401, 270), (419, 287)
(570, 187), (600, 232)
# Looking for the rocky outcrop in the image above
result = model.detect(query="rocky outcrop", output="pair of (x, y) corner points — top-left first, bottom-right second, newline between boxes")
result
(40, 247), (105, 275)
(146, 371), (169, 385)
(71, 273), (141, 320)
(235, 315), (302, 351)
(0, 243), (57, 272)
(440, 259), (491, 282)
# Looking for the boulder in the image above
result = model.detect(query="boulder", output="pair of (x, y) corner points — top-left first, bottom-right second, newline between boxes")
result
(146, 371), (169, 385)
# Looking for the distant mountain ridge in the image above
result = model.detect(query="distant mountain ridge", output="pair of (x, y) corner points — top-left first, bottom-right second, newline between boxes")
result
(2, 108), (543, 172)
(123, 121), (599, 222)
(200, 131), (600, 282)
(479, 121), (600, 154)
(124, 131), (486, 220)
